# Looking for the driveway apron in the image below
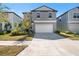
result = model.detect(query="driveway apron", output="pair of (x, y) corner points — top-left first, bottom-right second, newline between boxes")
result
(17, 33), (79, 56)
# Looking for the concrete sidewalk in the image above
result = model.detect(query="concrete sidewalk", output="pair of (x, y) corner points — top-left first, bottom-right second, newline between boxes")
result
(0, 41), (31, 45)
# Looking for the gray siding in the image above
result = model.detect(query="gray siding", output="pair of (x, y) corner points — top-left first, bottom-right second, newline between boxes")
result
(68, 23), (79, 33)
(61, 13), (68, 31)
(57, 7), (79, 33)
(32, 11), (56, 21)
(57, 13), (68, 32)
(67, 8), (79, 33)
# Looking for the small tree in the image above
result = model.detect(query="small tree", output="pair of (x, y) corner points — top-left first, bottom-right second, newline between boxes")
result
(21, 18), (33, 36)
(22, 18), (31, 31)
(11, 18), (31, 36)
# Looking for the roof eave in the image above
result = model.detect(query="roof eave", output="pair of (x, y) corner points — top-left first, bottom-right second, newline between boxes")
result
(31, 5), (57, 12)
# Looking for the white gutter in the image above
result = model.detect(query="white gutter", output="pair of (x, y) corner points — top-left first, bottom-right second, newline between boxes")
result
(34, 20), (56, 23)
(68, 21), (79, 23)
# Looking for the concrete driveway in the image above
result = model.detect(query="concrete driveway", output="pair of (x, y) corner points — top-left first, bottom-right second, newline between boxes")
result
(34, 33), (64, 40)
(17, 33), (79, 56)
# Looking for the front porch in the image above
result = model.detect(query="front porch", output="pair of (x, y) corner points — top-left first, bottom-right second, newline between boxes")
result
(0, 22), (12, 33)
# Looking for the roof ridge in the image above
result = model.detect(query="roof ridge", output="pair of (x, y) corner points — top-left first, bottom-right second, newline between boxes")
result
(31, 5), (57, 12)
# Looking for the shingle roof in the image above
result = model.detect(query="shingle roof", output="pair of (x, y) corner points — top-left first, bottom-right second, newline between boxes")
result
(57, 6), (79, 19)
(3, 12), (22, 19)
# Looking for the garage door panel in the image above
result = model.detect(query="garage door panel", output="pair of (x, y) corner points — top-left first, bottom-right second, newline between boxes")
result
(35, 23), (53, 33)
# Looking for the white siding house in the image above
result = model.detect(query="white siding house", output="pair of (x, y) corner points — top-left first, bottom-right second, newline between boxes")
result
(7, 12), (22, 29)
(23, 5), (57, 33)
(57, 7), (79, 33)
(0, 12), (22, 32)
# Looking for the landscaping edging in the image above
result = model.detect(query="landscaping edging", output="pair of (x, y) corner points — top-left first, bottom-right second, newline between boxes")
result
(56, 32), (79, 40)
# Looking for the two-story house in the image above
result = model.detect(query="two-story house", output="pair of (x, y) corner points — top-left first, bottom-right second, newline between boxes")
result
(0, 12), (22, 32)
(57, 7), (79, 34)
(23, 5), (57, 33)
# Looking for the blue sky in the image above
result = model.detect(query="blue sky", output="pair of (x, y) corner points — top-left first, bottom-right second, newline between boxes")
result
(4, 3), (79, 18)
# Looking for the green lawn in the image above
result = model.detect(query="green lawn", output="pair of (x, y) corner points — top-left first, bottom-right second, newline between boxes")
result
(0, 34), (32, 41)
(0, 45), (27, 56)
(59, 32), (79, 40)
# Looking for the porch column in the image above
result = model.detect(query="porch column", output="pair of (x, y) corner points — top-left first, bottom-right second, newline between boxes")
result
(2, 22), (5, 31)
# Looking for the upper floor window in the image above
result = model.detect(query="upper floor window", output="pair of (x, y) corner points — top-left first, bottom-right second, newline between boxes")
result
(37, 13), (40, 18)
(73, 13), (79, 18)
(48, 13), (52, 18)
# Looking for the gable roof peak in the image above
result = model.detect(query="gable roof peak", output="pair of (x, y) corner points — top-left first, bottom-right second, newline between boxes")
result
(39, 5), (49, 7)
(31, 5), (57, 12)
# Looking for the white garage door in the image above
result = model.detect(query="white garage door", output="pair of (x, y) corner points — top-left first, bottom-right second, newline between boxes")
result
(35, 23), (53, 33)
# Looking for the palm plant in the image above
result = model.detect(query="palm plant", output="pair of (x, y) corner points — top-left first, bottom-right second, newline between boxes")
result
(0, 4), (11, 34)
(0, 3), (10, 22)
(0, 3), (9, 12)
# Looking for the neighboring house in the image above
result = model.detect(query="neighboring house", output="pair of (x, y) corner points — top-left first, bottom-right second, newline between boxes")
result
(0, 12), (22, 32)
(57, 7), (79, 33)
(23, 5), (57, 33)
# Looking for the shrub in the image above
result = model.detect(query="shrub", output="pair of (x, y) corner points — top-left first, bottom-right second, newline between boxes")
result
(11, 27), (27, 36)
(55, 31), (60, 34)
(4, 30), (11, 34)
(11, 28), (19, 36)
(11, 31), (27, 36)
(28, 30), (35, 37)
(0, 31), (9, 35)
(65, 31), (74, 34)
(73, 32), (79, 36)
(0, 31), (4, 35)
(6, 30), (11, 33)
